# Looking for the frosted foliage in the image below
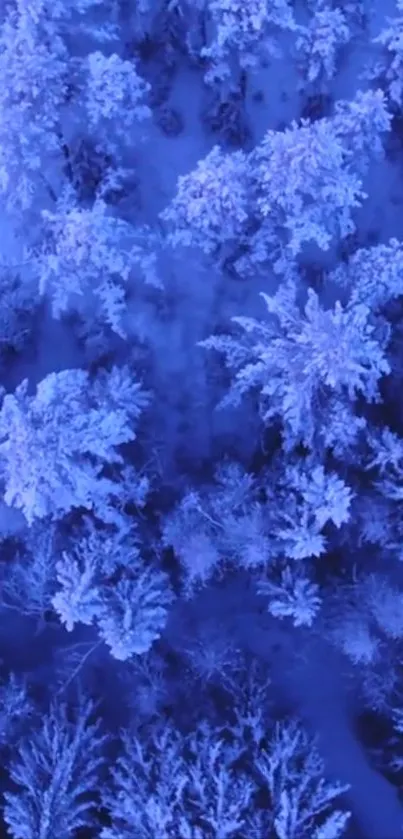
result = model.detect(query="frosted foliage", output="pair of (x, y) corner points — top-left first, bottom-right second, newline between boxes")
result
(0, 13), (68, 213)
(14, 0), (117, 43)
(202, 0), (296, 81)
(0, 367), (148, 524)
(0, 674), (32, 746)
(15, 0), (103, 23)
(184, 619), (239, 682)
(295, 6), (351, 87)
(254, 287), (388, 400)
(318, 396), (367, 458)
(252, 119), (365, 255)
(276, 513), (327, 559)
(75, 518), (143, 576)
(264, 460), (352, 559)
(364, 574), (403, 639)
(0, 272), (37, 353)
(52, 551), (101, 632)
(313, 813), (353, 839)
(202, 283), (389, 449)
(212, 464), (271, 568)
(223, 504), (271, 568)
(51, 520), (172, 659)
(259, 567), (322, 627)
(366, 427), (403, 502)
(97, 570), (172, 660)
(161, 146), (251, 254)
(373, 0), (403, 106)
(289, 464), (353, 529)
(179, 727), (255, 837)
(0, 13), (67, 120)
(102, 723), (254, 839)
(1, 523), (58, 618)
(353, 494), (392, 546)
(330, 238), (403, 310)
(85, 52), (151, 143)
(38, 197), (158, 336)
(101, 726), (189, 838)
(209, 461), (257, 513)
(163, 463), (270, 593)
(288, 525), (328, 561)
(177, 531), (220, 592)
(257, 722), (350, 839)
(110, 465), (150, 516)
(3, 699), (106, 839)
(102, 718), (349, 839)
(331, 617), (380, 664)
(331, 90), (391, 166)
(367, 427), (403, 475)
(162, 494), (222, 592)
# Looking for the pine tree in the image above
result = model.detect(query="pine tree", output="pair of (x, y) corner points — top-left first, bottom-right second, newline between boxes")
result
(4, 698), (107, 839)
(200, 281), (388, 451)
(0, 366), (149, 524)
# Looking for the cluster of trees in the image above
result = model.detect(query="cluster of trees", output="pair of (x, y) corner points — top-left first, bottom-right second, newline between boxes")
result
(0, 0), (403, 836)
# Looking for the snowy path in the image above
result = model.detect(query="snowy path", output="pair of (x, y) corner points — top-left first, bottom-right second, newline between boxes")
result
(253, 626), (403, 839)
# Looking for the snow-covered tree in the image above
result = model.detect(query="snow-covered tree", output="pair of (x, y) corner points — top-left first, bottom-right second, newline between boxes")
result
(330, 238), (403, 310)
(163, 462), (271, 594)
(160, 145), (251, 256)
(13, 0), (107, 27)
(182, 616), (242, 686)
(52, 519), (144, 632)
(51, 512), (172, 659)
(200, 281), (388, 451)
(0, 5), (69, 215)
(286, 461), (353, 530)
(331, 89), (391, 170)
(0, 521), (58, 621)
(343, 429), (403, 562)
(15, 0), (120, 45)
(295, 4), (351, 91)
(96, 568), (173, 660)
(162, 494), (222, 593)
(259, 566), (322, 627)
(370, 0), (403, 108)
(52, 545), (102, 633)
(101, 723), (189, 838)
(84, 51), (151, 150)
(274, 510), (327, 559)
(201, 0), (296, 90)
(3, 698), (107, 839)
(366, 426), (403, 481)
(0, 674), (32, 749)
(180, 724), (256, 837)
(260, 457), (353, 559)
(36, 193), (159, 337)
(362, 573), (403, 640)
(330, 615), (380, 665)
(257, 721), (351, 839)
(0, 0), (121, 217)
(101, 720), (256, 839)
(0, 270), (39, 356)
(349, 491), (393, 548)
(0, 366), (149, 524)
(249, 117), (365, 258)
(362, 429), (403, 563)
(55, 517), (149, 609)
